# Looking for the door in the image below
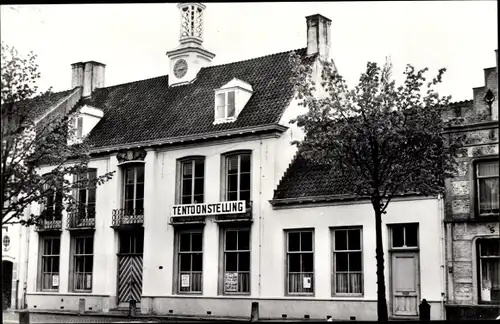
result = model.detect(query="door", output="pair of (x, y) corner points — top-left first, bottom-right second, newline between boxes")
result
(117, 230), (144, 306)
(2, 261), (13, 310)
(391, 252), (419, 316)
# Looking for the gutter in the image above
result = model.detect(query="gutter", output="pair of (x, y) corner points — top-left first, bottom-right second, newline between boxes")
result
(438, 193), (446, 320)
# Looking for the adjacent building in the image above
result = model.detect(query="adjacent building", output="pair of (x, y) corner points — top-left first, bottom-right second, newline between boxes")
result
(442, 50), (499, 320)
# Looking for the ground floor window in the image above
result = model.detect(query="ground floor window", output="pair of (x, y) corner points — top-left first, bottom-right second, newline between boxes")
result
(332, 227), (363, 295)
(39, 235), (60, 291)
(71, 234), (94, 292)
(221, 227), (250, 294)
(176, 229), (203, 293)
(478, 238), (500, 303)
(286, 229), (314, 295)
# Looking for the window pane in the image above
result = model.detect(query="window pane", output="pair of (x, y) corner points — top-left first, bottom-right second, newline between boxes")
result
(478, 161), (499, 176)
(180, 233), (190, 252)
(84, 237), (93, 254)
(183, 162), (193, 177)
(392, 225), (404, 248)
(44, 239), (52, 254)
(78, 190), (87, 205)
(182, 179), (192, 197)
(302, 253), (314, 272)
(179, 254), (191, 271)
(136, 165), (144, 183)
(238, 230), (250, 251)
(216, 105), (225, 119)
(216, 93), (225, 118)
(228, 174), (238, 192)
(52, 256), (60, 272)
(227, 91), (235, 117)
(192, 253), (203, 271)
(88, 188), (96, 204)
(240, 154), (251, 173)
(240, 173), (251, 191)
(125, 168), (135, 184)
(227, 156), (238, 174)
(225, 230), (237, 251)
(52, 239), (60, 255)
(227, 103), (235, 117)
(228, 192), (238, 201)
(225, 252), (238, 271)
(194, 160), (204, 177)
(301, 232), (313, 252)
(288, 253), (301, 272)
(125, 184), (134, 200)
(481, 240), (500, 257)
(135, 199), (144, 213)
(240, 191), (251, 204)
(136, 184), (144, 200)
(193, 194), (204, 204)
(125, 200), (134, 213)
(288, 232), (300, 252)
(349, 252), (362, 271)
(348, 230), (361, 250)
(405, 224), (418, 247)
(191, 233), (203, 252)
(479, 178), (499, 214)
(194, 178), (204, 195)
(335, 253), (348, 271)
(335, 230), (348, 251)
(181, 196), (192, 204)
(84, 256), (93, 272)
(239, 252), (250, 271)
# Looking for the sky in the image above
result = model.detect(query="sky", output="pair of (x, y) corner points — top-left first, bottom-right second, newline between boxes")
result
(0, 1), (498, 102)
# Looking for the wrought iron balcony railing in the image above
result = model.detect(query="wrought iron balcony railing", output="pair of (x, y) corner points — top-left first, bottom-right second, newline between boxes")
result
(35, 215), (62, 232)
(66, 209), (96, 230)
(111, 208), (144, 228)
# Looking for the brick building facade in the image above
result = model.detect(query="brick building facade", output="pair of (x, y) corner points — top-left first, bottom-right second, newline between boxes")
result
(443, 50), (499, 320)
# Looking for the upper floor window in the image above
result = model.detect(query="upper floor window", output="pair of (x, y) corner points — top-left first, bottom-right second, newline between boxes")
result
(180, 158), (204, 204)
(123, 164), (144, 215)
(476, 160), (499, 216)
(225, 153), (251, 204)
(42, 175), (63, 221)
(216, 91), (236, 120)
(75, 169), (97, 219)
(214, 78), (253, 124)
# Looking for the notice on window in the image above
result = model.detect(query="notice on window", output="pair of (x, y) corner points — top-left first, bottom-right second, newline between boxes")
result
(52, 275), (59, 287)
(303, 276), (311, 289)
(181, 274), (190, 288)
(86, 274), (92, 289)
(224, 272), (238, 292)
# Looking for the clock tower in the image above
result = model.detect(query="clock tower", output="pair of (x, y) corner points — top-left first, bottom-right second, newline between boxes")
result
(167, 3), (215, 86)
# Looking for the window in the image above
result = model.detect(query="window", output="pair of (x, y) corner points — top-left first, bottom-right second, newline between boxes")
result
(391, 223), (418, 249)
(123, 164), (144, 215)
(221, 228), (250, 294)
(225, 153), (251, 204)
(286, 230), (314, 295)
(39, 236), (60, 291)
(478, 239), (500, 303)
(476, 160), (499, 216)
(216, 91), (236, 120)
(75, 169), (97, 219)
(332, 228), (363, 295)
(71, 235), (94, 292)
(42, 176), (63, 221)
(180, 159), (204, 204)
(176, 230), (203, 293)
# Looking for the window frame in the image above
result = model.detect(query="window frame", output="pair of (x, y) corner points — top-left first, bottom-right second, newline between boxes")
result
(221, 151), (252, 205)
(285, 228), (315, 296)
(218, 226), (251, 295)
(474, 159), (499, 217)
(69, 234), (94, 293)
(74, 168), (97, 219)
(215, 89), (236, 121)
(331, 227), (364, 297)
(177, 156), (205, 205)
(37, 235), (61, 292)
(121, 163), (145, 215)
(476, 238), (500, 304)
(389, 223), (419, 251)
(41, 174), (63, 221)
(173, 228), (204, 295)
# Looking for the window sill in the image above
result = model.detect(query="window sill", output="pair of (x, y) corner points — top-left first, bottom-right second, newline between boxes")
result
(286, 293), (315, 297)
(332, 294), (364, 298)
(213, 117), (236, 125)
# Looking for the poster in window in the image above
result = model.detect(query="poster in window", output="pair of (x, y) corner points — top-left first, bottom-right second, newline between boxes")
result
(224, 272), (238, 292)
(86, 274), (92, 289)
(52, 275), (59, 287)
(181, 274), (190, 288)
(303, 276), (311, 289)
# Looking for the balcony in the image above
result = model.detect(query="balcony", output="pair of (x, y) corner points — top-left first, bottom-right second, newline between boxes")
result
(111, 208), (144, 229)
(35, 211), (62, 232)
(66, 208), (95, 230)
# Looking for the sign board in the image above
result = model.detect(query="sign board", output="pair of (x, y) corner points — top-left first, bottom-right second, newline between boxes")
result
(172, 201), (246, 217)
(181, 274), (190, 288)
(224, 272), (238, 292)
(303, 276), (311, 289)
(52, 275), (59, 287)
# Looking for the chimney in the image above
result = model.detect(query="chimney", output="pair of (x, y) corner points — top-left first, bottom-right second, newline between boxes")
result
(71, 61), (106, 97)
(306, 14), (332, 59)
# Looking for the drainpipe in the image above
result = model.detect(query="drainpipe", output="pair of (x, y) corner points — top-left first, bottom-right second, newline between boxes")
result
(23, 207), (31, 309)
(438, 193), (446, 320)
(258, 139), (264, 297)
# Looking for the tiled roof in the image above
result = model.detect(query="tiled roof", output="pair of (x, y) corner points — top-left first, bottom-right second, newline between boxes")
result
(273, 153), (352, 201)
(83, 48), (314, 149)
(13, 89), (75, 122)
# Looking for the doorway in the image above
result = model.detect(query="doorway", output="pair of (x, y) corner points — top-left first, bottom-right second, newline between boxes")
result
(2, 261), (13, 310)
(117, 229), (144, 308)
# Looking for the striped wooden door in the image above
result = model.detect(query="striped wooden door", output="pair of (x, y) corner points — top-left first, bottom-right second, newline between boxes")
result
(117, 255), (143, 303)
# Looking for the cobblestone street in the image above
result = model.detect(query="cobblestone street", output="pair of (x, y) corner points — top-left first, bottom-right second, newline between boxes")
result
(2, 311), (162, 324)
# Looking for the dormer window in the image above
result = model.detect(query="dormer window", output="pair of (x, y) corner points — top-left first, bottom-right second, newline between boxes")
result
(214, 78), (253, 124)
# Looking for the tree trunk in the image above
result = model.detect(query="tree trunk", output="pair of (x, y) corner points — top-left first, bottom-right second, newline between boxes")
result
(373, 198), (389, 321)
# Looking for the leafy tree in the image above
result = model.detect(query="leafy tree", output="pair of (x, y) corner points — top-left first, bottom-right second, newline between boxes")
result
(1, 42), (114, 226)
(289, 53), (463, 321)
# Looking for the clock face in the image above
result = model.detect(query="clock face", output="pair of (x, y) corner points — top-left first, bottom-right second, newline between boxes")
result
(174, 59), (188, 78)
